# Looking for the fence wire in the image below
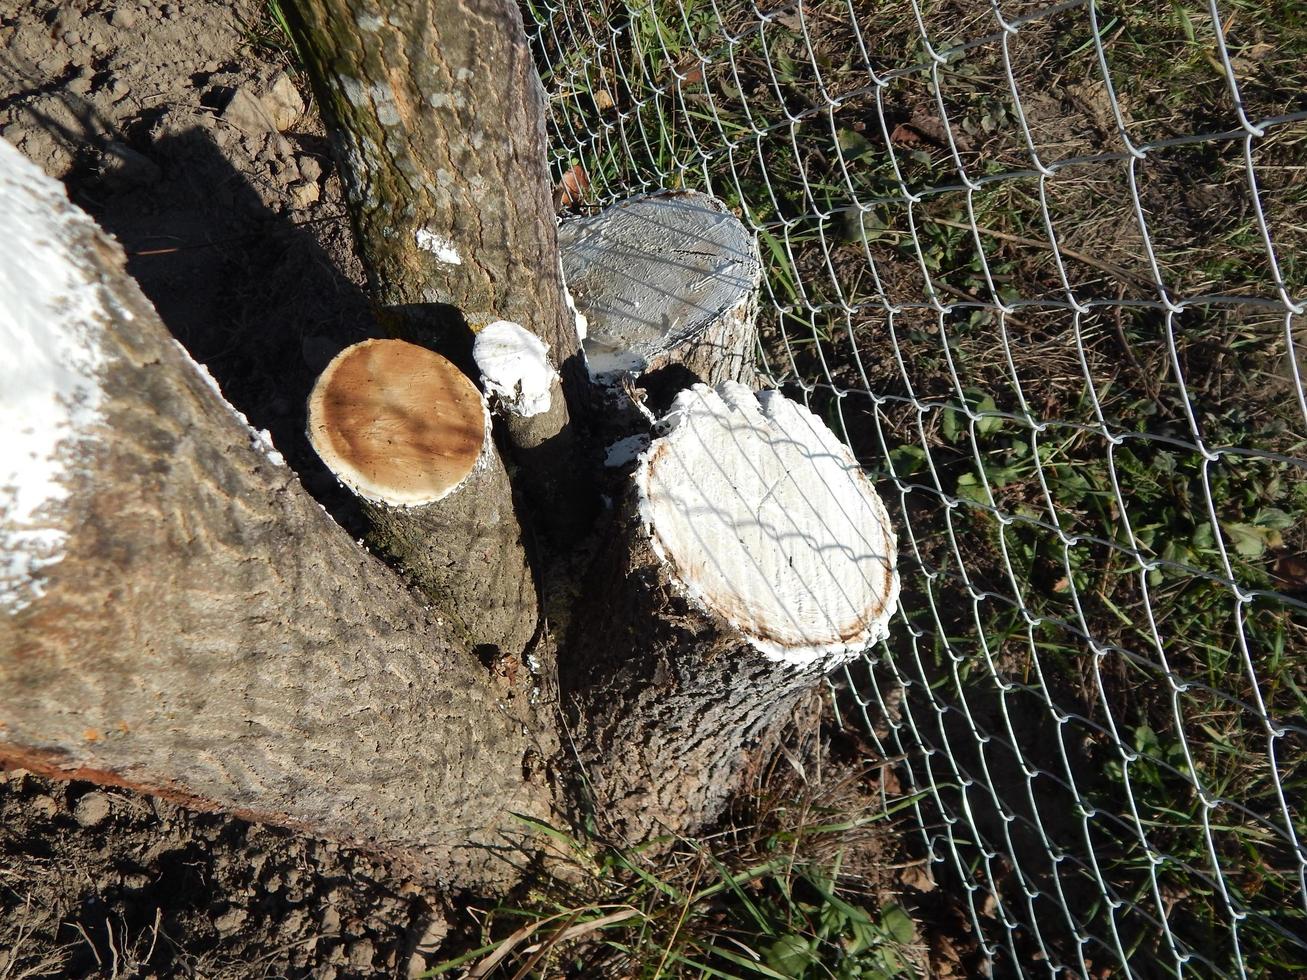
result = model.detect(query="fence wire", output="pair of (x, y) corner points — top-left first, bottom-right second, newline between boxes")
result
(524, 0), (1306, 975)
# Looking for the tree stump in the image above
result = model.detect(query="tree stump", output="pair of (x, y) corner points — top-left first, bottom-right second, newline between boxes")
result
(562, 383), (899, 840)
(308, 338), (537, 658)
(560, 191), (762, 389)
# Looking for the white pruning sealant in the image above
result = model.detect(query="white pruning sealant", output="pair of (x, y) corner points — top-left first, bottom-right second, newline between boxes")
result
(635, 382), (899, 667)
(0, 140), (108, 612)
(415, 227), (462, 265)
(473, 320), (556, 418)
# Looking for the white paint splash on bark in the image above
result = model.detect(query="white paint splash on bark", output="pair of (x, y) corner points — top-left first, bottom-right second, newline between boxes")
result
(0, 139), (107, 612)
(635, 382), (899, 666)
(415, 227), (462, 264)
(177, 343), (285, 469)
(604, 434), (650, 468)
(473, 320), (557, 418)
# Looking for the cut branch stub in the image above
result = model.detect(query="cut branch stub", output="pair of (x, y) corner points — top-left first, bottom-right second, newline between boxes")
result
(559, 191), (762, 388)
(562, 382), (898, 840)
(308, 339), (537, 657)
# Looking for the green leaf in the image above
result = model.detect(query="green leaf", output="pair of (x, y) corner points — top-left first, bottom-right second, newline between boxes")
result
(955, 472), (988, 504)
(837, 128), (874, 161)
(765, 934), (815, 975)
(941, 406), (960, 443)
(880, 904), (917, 945)
(974, 395), (1000, 435)
(1222, 521), (1267, 559)
(1254, 507), (1293, 531)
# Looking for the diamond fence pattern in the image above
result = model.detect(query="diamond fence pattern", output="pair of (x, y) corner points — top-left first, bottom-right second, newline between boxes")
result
(524, 0), (1306, 975)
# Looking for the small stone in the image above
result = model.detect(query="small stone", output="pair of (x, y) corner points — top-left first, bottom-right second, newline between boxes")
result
(107, 79), (130, 103)
(32, 794), (59, 818)
(214, 907), (247, 935)
(221, 86), (275, 137)
(348, 940), (375, 970)
(321, 906), (341, 935)
(279, 908), (309, 937)
(67, 67), (93, 95)
(297, 155), (322, 184)
(110, 8), (137, 28)
(100, 141), (161, 188)
(413, 914), (449, 955)
(73, 791), (112, 827)
(288, 180), (319, 209)
(263, 73), (305, 131)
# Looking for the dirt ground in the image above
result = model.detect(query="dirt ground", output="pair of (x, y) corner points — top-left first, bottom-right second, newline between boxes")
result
(0, 1), (460, 976)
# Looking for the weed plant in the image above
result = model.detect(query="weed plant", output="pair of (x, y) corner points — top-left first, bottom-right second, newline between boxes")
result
(426, 759), (931, 979)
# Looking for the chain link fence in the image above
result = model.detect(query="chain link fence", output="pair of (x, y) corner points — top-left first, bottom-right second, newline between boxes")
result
(525, 0), (1307, 974)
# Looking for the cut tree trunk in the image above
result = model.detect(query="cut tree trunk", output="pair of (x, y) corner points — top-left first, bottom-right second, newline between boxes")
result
(561, 383), (899, 841)
(307, 338), (537, 658)
(560, 191), (762, 389)
(281, 0), (591, 541)
(0, 139), (550, 889)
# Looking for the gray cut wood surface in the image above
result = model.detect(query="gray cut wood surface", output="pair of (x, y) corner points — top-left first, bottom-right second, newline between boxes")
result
(560, 191), (761, 388)
(282, 0), (590, 541)
(0, 157), (552, 890)
(561, 384), (899, 841)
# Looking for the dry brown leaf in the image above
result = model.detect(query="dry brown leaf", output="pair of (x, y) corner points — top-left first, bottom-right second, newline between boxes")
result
(555, 163), (590, 209)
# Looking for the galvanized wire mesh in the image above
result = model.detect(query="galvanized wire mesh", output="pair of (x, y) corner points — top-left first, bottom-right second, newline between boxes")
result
(525, 0), (1306, 975)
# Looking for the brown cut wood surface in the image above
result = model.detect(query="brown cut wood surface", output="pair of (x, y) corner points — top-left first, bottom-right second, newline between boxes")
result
(309, 338), (486, 505)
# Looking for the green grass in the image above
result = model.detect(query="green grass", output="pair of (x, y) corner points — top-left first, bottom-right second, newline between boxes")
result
(527, 0), (1307, 974)
(424, 782), (930, 978)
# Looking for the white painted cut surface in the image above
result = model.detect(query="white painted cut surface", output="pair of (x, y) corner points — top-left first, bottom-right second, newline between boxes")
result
(0, 139), (108, 613)
(636, 383), (899, 666)
(414, 227), (462, 265)
(473, 320), (557, 418)
(559, 191), (759, 379)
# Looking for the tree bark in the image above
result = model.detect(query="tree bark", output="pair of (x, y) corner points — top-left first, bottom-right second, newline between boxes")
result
(281, 0), (592, 541)
(561, 384), (899, 841)
(308, 339), (538, 658)
(0, 143), (550, 889)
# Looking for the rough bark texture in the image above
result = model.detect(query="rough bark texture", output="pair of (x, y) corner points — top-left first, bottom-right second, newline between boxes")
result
(559, 503), (827, 842)
(282, 0), (591, 540)
(560, 383), (898, 842)
(560, 191), (761, 390)
(307, 338), (540, 658)
(359, 438), (538, 658)
(0, 168), (552, 890)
